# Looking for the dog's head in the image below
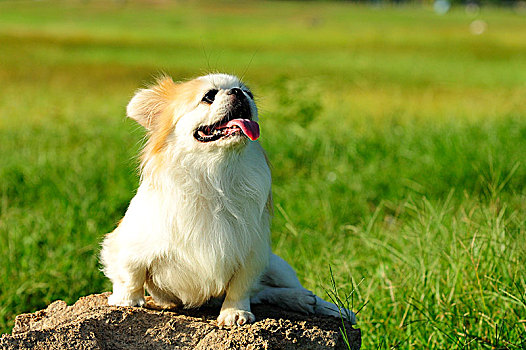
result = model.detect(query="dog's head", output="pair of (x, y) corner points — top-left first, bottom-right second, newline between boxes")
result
(127, 74), (259, 160)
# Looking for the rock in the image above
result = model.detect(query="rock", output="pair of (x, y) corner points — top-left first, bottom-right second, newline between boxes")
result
(0, 293), (361, 350)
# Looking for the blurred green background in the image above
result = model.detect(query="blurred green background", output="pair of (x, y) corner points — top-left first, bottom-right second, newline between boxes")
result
(0, 1), (525, 348)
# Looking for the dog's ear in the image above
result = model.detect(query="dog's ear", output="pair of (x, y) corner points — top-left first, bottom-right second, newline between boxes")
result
(127, 77), (176, 130)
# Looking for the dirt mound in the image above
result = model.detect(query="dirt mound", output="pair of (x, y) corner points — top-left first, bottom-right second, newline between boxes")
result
(0, 293), (360, 349)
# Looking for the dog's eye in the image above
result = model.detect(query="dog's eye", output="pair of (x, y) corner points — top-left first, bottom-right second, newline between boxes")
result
(244, 90), (254, 100)
(202, 89), (218, 104)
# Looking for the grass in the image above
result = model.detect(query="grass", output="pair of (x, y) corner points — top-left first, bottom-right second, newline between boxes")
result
(0, 1), (525, 348)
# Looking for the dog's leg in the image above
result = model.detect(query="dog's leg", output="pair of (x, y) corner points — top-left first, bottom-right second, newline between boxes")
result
(262, 253), (305, 289)
(101, 230), (146, 307)
(106, 261), (146, 307)
(145, 278), (182, 309)
(253, 253), (357, 324)
(251, 253), (316, 313)
(217, 250), (267, 327)
(251, 287), (316, 314)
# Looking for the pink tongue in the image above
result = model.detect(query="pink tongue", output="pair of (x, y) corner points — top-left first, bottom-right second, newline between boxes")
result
(224, 119), (260, 141)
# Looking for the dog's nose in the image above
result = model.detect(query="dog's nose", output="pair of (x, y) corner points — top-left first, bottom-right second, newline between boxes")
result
(227, 88), (244, 98)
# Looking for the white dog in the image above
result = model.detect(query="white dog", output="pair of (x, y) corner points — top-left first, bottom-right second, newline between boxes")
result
(100, 73), (356, 326)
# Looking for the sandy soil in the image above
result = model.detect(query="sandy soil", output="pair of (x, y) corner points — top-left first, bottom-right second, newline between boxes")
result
(0, 293), (361, 349)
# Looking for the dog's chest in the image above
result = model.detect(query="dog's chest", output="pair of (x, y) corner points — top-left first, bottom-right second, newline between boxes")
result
(171, 174), (267, 260)
(144, 163), (270, 303)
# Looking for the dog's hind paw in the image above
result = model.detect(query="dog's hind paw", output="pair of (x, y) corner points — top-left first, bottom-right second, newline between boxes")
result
(284, 288), (316, 315)
(314, 296), (357, 324)
(252, 287), (316, 315)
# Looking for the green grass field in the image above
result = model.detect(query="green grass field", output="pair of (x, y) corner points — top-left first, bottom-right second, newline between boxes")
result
(1, 1), (525, 348)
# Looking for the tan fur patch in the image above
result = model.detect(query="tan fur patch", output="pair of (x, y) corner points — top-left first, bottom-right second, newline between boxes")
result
(137, 77), (208, 175)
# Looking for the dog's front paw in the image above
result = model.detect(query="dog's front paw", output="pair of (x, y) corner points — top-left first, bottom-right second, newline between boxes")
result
(107, 292), (145, 307)
(217, 309), (255, 326)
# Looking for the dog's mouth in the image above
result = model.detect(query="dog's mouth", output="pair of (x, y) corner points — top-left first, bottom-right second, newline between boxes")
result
(194, 116), (260, 143)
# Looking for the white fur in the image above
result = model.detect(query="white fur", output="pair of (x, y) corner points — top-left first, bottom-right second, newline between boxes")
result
(100, 73), (356, 326)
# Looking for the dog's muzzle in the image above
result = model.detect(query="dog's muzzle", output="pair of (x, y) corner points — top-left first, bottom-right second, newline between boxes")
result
(194, 89), (260, 142)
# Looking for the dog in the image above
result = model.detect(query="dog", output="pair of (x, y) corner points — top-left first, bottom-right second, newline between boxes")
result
(100, 73), (356, 326)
